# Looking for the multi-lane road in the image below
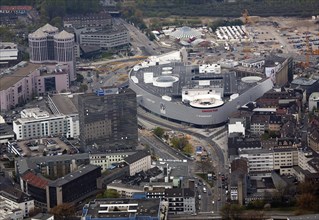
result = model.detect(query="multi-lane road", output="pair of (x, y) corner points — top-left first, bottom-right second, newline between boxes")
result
(137, 107), (228, 215)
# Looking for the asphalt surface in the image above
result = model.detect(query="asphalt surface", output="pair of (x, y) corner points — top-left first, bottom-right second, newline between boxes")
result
(117, 18), (160, 56)
(137, 107), (228, 213)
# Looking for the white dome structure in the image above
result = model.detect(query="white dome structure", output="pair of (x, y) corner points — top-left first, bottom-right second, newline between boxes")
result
(169, 26), (202, 40)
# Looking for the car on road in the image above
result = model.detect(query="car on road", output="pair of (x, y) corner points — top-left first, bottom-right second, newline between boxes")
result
(203, 187), (207, 193)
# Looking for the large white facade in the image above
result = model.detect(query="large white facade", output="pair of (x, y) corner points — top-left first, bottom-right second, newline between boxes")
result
(13, 108), (79, 140)
(89, 151), (136, 172)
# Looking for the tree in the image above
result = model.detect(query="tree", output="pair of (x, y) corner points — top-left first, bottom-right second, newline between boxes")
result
(153, 127), (165, 138)
(296, 193), (318, 211)
(76, 73), (84, 83)
(79, 84), (88, 92)
(97, 189), (120, 198)
(183, 143), (193, 155)
(50, 203), (76, 220)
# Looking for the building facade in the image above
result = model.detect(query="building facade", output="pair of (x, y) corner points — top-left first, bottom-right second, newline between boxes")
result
(64, 12), (129, 50)
(28, 24), (76, 81)
(124, 151), (151, 176)
(13, 108), (79, 140)
(0, 62), (70, 111)
(47, 165), (101, 210)
(79, 25), (130, 49)
(89, 151), (136, 172)
(165, 188), (196, 214)
(81, 198), (163, 220)
(78, 88), (138, 153)
(0, 186), (34, 218)
(0, 42), (18, 67)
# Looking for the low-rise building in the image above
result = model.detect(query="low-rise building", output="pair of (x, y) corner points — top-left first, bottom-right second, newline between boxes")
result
(15, 154), (100, 210)
(0, 42), (19, 67)
(31, 213), (54, 220)
(0, 116), (15, 155)
(0, 5), (33, 14)
(107, 182), (144, 198)
(79, 24), (130, 49)
(228, 118), (246, 136)
(309, 92), (319, 112)
(0, 176), (34, 218)
(81, 198), (165, 220)
(90, 151), (136, 172)
(124, 151), (151, 176)
(165, 188), (196, 214)
(250, 114), (270, 135)
(309, 129), (319, 153)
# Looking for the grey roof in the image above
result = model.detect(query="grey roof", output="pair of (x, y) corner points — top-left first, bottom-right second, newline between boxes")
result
(131, 62), (258, 105)
(49, 164), (99, 187)
(83, 198), (161, 218)
(16, 153), (90, 175)
(31, 213), (54, 220)
(0, 123), (14, 137)
(0, 176), (32, 203)
(124, 150), (150, 165)
(291, 77), (317, 86)
(165, 188), (195, 197)
(49, 94), (78, 115)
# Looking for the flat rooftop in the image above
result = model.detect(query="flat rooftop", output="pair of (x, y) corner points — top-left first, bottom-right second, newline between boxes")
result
(49, 164), (99, 187)
(291, 77), (317, 86)
(131, 62), (261, 104)
(49, 94), (78, 115)
(83, 198), (160, 218)
(0, 62), (40, 91)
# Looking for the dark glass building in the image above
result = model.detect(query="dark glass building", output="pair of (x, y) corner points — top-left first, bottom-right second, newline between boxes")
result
(78, 88), (138, 153)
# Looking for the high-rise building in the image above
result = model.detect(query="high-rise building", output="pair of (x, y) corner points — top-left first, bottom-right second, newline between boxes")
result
(78, 88), (138, 153)
(28, 24), (76, 81)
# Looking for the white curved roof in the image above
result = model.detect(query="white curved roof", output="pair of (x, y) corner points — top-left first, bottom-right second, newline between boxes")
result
(54, 30), (74, 40)
(169, 26), (201, 40)
(190, 98), (224, 109)
(39, 23), (59, 33)
(28, 29), (47, 38)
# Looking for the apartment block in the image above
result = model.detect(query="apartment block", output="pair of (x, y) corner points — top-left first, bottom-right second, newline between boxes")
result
(165, 188), (196, 214)
(13, 108), (79, 140)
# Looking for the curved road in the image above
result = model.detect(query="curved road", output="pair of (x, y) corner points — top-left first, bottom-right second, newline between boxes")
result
(137, 107), (225, 167)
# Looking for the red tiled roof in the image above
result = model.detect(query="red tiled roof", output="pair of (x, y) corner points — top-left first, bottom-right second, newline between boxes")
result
(21, 171), (48, 189)
(0, 6), (33, 11)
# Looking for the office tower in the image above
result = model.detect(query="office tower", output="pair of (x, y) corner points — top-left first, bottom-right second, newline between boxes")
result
(28, 24), (76, 81)
(78, 88), (138, 153)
